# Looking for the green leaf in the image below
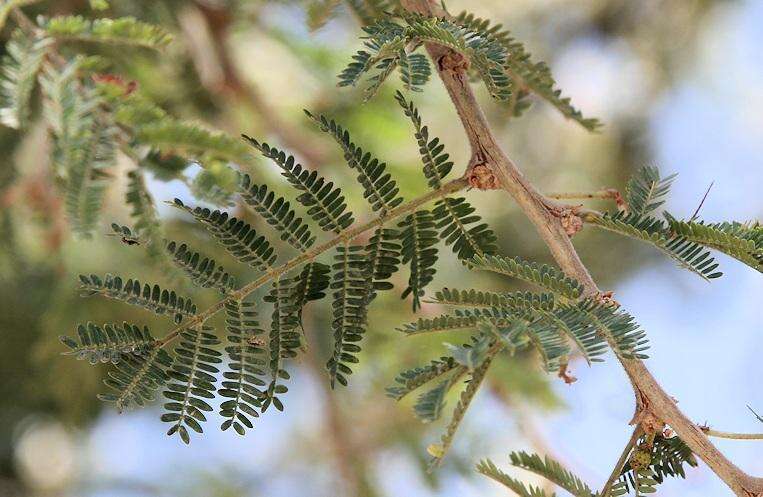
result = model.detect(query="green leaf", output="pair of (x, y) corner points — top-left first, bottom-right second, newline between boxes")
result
(238, 173), (316, 251)
(477, 459), (553, 497)
(165, 241), (236, 294)
(0, 30), (51, 129)
(42, 15), (173, 49)
(219, 299), (266, 434)
(626, 166), (677, 219)
(99, 345), (173, 412)
(413, 369), (465, 423)
(244, 136), (354, 233)
(586, 212), (722, 280)
(399, 209), (440, 311)
(163, 327), (221, 443)
(364, 227), (402, 300)
(398, 51), (431, 92)
(171, 199), (277, 272)
(429, 348), (495, 467)
(455, 11), (601, 131)
(395, 91), (454, 190)
(305, 111), (405, 212)
(445, 334), (492, 370)
(79, 273), (196, 323)
(471, 254), (583, 300)
(60, 321), (158, 365)
(666, 217), (762, 273)
(326, 244), (370, 387)
(386, 356), (460, 400)
(40, 61), (116, 238)
(509, 451), (595, 497)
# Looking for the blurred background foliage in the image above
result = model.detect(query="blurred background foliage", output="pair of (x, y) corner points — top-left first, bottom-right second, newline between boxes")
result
(0, 0), (759, 496)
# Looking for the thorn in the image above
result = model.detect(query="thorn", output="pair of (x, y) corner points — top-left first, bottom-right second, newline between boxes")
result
(690, 181), (714, 221)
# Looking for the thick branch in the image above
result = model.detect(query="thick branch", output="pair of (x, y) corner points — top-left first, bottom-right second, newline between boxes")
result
(400, 1), (763, 495)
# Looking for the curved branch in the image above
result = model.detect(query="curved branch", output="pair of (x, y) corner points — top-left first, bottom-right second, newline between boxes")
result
(400, 1), (763, 496)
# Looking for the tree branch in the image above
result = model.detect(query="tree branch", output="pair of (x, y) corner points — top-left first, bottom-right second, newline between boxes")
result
(400, 1), (763, 495)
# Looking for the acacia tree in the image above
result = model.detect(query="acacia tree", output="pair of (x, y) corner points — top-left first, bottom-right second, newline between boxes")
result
(1, 0), (761, 495)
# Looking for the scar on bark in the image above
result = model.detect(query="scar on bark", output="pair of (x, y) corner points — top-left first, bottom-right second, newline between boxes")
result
(437, 52), (470, 73)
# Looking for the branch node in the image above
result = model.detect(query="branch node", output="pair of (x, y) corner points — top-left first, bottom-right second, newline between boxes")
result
(546, 203), (584, 236)
(466, 163), (500, 190)
(437, 52), (470, 73)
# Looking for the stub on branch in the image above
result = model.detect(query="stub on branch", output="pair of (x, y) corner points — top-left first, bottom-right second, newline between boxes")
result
(467, 164), (500, 190)
(437, 52), (470, 73)
(546, 203), (584, 237)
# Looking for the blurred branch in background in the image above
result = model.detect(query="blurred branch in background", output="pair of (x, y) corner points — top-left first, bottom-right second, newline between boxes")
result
(179, 1), (329, 167)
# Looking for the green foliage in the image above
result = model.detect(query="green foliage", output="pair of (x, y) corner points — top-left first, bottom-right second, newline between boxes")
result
(327, 243), (370, 387)
(625, 166), (677, 219)
(165, 241), (236, 294)
(396, 92), (497, 259)
(244, 136), (355, 233)
(477, 459), (552, 497)
(306, 110), (405, 212)
(60, 321), (158, 365)
(0, 30), (51, 129)
(364, 227), (402, 298)
(588, 212), (722, 280)
(190, 168), (235, 208)
(79, 273), (196, 323)
(171, 199), (277, 272)
(399, 209), (439, 311)
(454, 11), (601, 131)
(98, 346), (173, 412)
(219, 299), (266, 435)
(471, 254), (584, 300)
(433, 196), (498, 260)
(413, 369), (465, 423)
(40, 62), (116, 238)
(124, 169), (175, 265)
(397, 313), (481, 336)
(238, 173), (316, 251)
(386, 356), (459, 400)
(42, 15), (173, 49)
(394, 91), (453, 190)
(428, 350), (495, 467)
(508, 451), (595, 497)
(261, 280), (291, 413)
(341, 11), (599, 130)
(162, 327), (222, 444)
(665, 217), (762, 272)
(135, 121), (252, 164)
(398, 51), (430, 91)
(616, 434), (698, 495)
(587, 166), (763, 278)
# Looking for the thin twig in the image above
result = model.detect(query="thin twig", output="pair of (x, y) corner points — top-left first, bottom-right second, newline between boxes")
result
(600, 426), (642, 497)
(699, 427), (763, 441)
